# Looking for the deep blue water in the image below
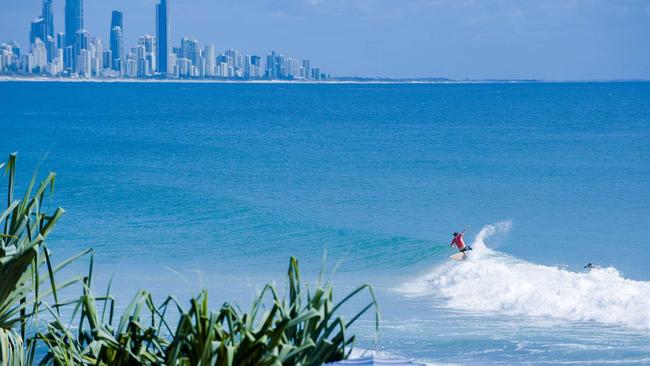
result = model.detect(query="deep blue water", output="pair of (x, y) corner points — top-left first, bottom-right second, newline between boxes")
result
(1, 81), (650, 365)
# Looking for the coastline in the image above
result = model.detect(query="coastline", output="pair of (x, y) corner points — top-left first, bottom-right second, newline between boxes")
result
(0, 76), (443, 84)
(2, 75), (646, 84)
(0, 75), (466, 84)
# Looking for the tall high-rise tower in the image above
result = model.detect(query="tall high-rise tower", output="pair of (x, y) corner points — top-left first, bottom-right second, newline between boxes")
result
(42, 0), (54, 39)
(110, 10), (123, 30)
(139, 35), (157, 74)
(30, 18), (45, 44)
(110, 27), (124, 72)
(110, 11), (124, 72)
(156, 0), (169, 75)
(42, 1), (55, 62)
(64, 0), (83, 47)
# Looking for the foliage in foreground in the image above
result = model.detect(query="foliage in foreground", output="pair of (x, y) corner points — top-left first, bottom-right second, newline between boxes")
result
(164, 257), (377, 366)
(0, 154), (87, 366)
(34, 257), (377, 366)
(0, 154), (379, 366)
(35, 287), (171, 365)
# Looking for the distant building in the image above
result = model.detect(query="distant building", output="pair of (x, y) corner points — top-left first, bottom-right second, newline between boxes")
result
(9, 42), (21, 58)
(110, 11), (123, 72)
(65, 0), (83, 47)
(110, 26), (124, 72)
(244, 55), (253, 78)
(45, 36), (56, 62)
(250, 55), (262, 78)
(224, 49), (244, 77)
(31, 38), (48, 73)
(74, 30), (88, 54)
(156, 0), (169, 75)
(265, 52), (276, 79)
(311, 67), (321, 81)
(56, 32), (65, 50)
(131, 44), (147, 77)
(102, 49), (112, 70)
(125, 51), (137, 78)
(1, 42), (21, 72)
(47, 47), (63, 75)
(74, 30), (89, 75)
(110, 10), (123, 30)
(90, 38), (103, 76)
(63, 45), (74, 70)
(138, 35), (156, 75)
(30, 18), (45, 45)
(266, 51), (297, 80)
(29, 0), (55, 61)
(180, 37), (200, 66)
(42, 0), (54, 39)
(203, 44), (216, 77)
(64, 0), (83, 69)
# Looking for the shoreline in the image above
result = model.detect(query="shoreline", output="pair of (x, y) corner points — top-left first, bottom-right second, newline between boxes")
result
(1, 76), (648, 84)
(0, 76), (496, 84)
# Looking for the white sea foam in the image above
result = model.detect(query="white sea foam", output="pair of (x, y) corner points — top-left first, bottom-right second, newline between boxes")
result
(349, 348), (462, 366)
(398, 221), (650, 329)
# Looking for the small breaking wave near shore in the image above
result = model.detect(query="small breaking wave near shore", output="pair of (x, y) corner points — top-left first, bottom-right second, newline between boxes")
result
(397, 221), (650, 330)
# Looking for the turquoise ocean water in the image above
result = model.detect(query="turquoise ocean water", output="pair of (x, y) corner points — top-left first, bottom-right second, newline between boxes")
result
(1, 81), (650, 365)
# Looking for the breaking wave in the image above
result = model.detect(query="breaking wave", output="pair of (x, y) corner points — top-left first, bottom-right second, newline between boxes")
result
(398, 221), (650, 329)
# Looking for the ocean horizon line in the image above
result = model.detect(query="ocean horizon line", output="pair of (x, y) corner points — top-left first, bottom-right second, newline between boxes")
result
(1, 75), (649, 84)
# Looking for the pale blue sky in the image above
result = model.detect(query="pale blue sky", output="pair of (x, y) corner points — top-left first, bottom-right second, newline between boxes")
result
(1, 0), (649, 79)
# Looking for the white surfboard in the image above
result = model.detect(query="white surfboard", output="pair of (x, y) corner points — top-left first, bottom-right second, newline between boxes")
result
(449, 252), (467, 261)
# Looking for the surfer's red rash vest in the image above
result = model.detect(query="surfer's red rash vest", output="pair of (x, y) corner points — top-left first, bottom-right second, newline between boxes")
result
(451, 234), (466, 249)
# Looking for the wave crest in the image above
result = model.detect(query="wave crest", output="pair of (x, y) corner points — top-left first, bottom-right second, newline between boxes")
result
(471, 220), (511, 250)
(398, 222), (650, 329)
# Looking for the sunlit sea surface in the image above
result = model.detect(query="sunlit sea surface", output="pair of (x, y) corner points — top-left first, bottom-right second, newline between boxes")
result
(2, 81), (650, 365)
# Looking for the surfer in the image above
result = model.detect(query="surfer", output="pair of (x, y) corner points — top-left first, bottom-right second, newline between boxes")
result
(451, 230), (472, 256)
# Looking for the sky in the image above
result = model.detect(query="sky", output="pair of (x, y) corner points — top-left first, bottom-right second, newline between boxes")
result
(1, 0), (649, 80)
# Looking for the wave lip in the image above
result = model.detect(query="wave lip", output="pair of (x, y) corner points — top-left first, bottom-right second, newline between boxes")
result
(398, 222), (650, 330)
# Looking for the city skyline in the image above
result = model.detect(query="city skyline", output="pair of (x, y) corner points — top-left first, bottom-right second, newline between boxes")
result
(1, 0), (328, 80)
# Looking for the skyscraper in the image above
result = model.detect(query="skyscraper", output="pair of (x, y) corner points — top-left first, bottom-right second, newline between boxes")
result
(110, 11), (124, 72)
(250, 55), (262, 78)
(203, 44), (216, 77)
(65, 0), (83, 47)
(110, 26), (124, 72)
(41, 1), (55, 63)
(56, 32), (65, 49)
(45, 36), (56, 62)
(30, 18), (45, 44)
(180, 37), (199, 65)
(74, 29), (88, 54)
(156, 0), (169, 75)
(90, 38), (103, 76)
(31, 38), (48, 72)
(102, 49), (112, 70)
(138, 35), (156, 74)
(111, 11), (123, 30)
(42, 0), (54, 39)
